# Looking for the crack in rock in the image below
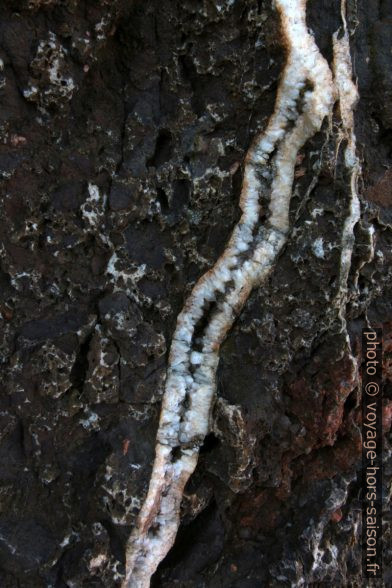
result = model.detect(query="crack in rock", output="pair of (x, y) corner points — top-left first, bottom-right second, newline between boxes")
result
(123, 1), (336, 586)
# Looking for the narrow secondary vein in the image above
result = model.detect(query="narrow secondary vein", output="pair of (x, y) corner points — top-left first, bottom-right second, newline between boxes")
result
(332, 0), (361, 322)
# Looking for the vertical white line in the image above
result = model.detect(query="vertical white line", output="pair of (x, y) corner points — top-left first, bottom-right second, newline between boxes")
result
(332, 0), (361, 321)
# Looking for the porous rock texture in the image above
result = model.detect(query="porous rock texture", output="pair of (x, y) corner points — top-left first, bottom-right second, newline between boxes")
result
(0, 1), (391, 587)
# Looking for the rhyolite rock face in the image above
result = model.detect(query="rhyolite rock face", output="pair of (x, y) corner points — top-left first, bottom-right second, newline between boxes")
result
(0, 1), (391, 586)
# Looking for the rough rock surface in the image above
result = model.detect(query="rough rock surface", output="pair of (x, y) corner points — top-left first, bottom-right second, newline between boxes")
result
(0, 0), (391, 586)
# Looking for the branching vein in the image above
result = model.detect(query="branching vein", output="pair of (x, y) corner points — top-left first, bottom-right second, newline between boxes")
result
(123, 2), (336, 586)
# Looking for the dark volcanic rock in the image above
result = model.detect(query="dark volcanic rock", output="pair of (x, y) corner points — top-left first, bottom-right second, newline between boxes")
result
(0, 0), (391, 587)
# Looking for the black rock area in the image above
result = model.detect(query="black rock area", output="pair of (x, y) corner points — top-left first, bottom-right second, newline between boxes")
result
(0, 0), (391, 586)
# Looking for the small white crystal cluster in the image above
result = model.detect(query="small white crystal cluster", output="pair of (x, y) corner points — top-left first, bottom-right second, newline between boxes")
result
(24, 32), (76, 111)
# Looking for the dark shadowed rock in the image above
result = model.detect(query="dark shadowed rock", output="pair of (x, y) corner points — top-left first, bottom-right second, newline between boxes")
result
(0, 0), (390, 586)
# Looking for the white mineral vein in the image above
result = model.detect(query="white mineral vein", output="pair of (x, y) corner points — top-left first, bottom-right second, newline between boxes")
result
(333, 0), (361, 318)
(123, 1), (336, 585)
